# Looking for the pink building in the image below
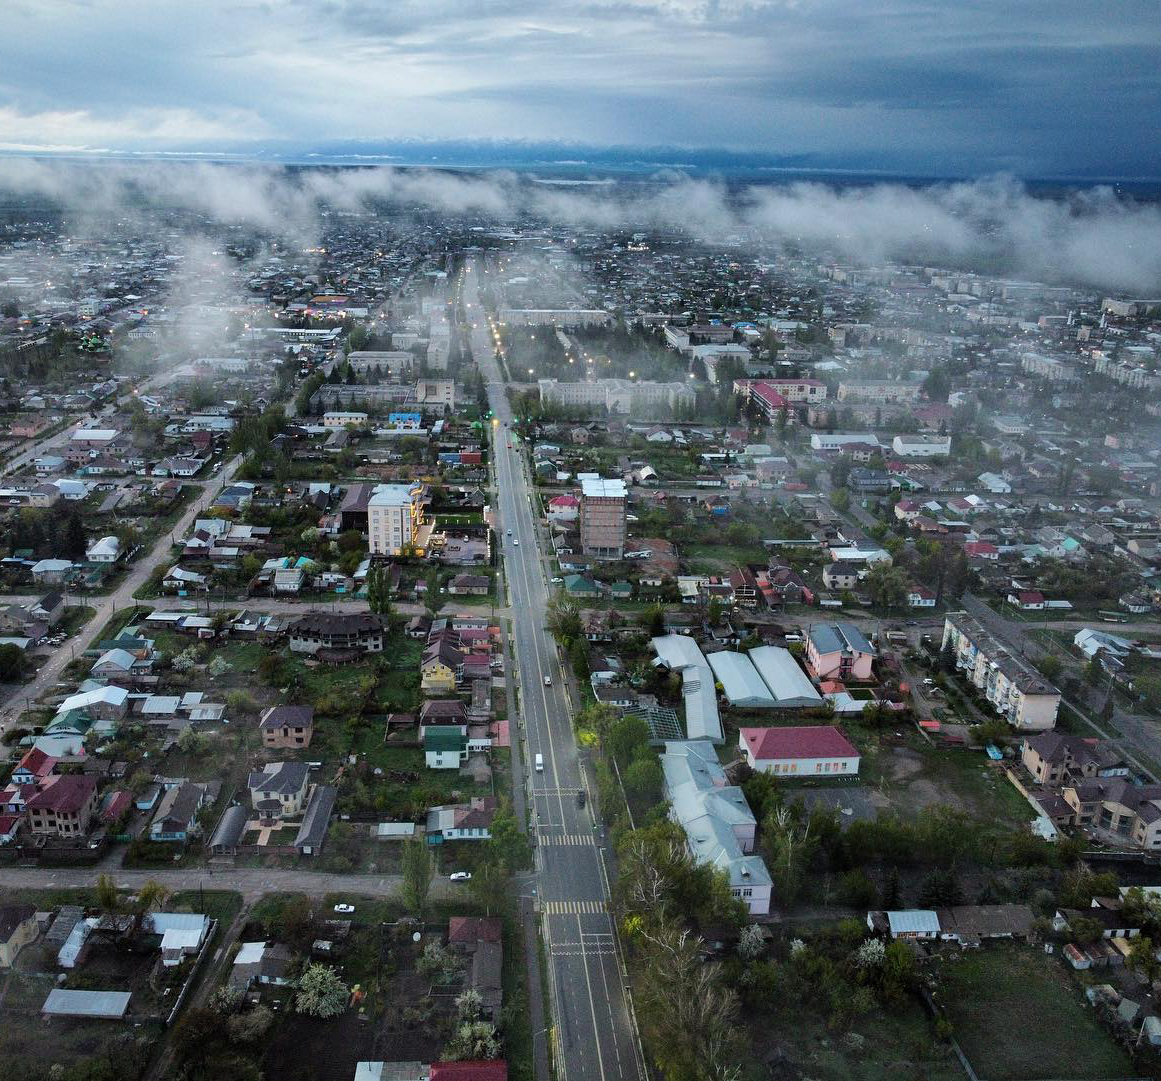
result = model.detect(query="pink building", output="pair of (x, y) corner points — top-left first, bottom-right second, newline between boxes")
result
(806, 623), (876, 681)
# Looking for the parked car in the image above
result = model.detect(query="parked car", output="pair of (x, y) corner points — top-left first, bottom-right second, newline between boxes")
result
(333, 903), (355, 914)
(449, 871), (472, 882)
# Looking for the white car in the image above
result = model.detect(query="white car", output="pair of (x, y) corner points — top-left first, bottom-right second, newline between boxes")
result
(333, 903), (355, 914)
(449, 871), (472, 882)
(550, 577), (563, 583)
(543, 675), (552, 686)
(506, 529), (512, 536)
(513, 539), (520, 546)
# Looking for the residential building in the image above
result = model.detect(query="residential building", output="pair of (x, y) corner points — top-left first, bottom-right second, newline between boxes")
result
(739, 725), (861, 777)
(660, 741), (771, 915)
(806, 623), (876, 681)
(942, 612), (1060, 731)
(322, 411), (369, 429)
(287, 612), (386, 655)
(25, 775), (98, 838)
(149, 782), (206, 842)
(837, 380), (921, 403)
(425, 726), (468, 769)
(368, 484), (427, 556)
(1021, 732), (1119, 785)
(579, 475), (627, 560)
(734, 377), (827, 405)
(823, 562), (860, 590)
(426, 797), (497, 843)
(85, 536), (122, 563)
(247, 761), (311, 819)
(1062, 778), (1161, 849)
(0, 904), (38, 967)
(259, 705), (314, 749)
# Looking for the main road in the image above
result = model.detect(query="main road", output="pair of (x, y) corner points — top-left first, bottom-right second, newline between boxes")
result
(460, 257), (644, 1081)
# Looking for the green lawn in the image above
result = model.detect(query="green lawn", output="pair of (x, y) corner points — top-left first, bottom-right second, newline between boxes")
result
(938, 947), (1134, 1081)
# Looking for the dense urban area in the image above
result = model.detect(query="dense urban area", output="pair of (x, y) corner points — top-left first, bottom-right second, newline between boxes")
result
(1, 176), (1161, 1081)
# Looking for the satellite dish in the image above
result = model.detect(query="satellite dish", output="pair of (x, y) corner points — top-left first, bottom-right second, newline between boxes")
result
(412, 931), (422, 943)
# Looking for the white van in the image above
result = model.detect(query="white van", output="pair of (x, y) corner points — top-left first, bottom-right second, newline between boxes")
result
(534, 753), (544, 772)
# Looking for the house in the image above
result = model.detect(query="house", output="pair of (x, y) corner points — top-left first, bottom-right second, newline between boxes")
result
(867, 910), (941, 940)
(1007, 590), (1045, 611)
(421, 641), (463, 695)
(287, 612), (386, 655)
(30, 592), (65, 626)
(163, 566), (208, 592)
(85, 536), (123, 564)
(739, 725), (860, 778)
(425, 797), (497, 843)
(823, 562), (860, 590)
(25, 775), (98, 838)
(425, 726), (468, 769)
(31, 559), (75, 584)
(1021, 732), (1112, 785)
(806, 623), (876, 681)
(247, 761), (310, 819)
(0, 905), (38, 966)
(294, 784), (337, 856)
(149, 782), (207, 842)
(1062, 778), (1161, 849)
(11, 747), (59, 786)
(447, 573), (490, 596)
(259, 705), (314, 749)
(907, 585), (936, 608)
(56, 686), (129, 723)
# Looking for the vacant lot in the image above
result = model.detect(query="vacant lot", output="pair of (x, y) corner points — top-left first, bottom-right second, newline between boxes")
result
(939, 947), (1133, 1081)
(749, 999), (960, 1081)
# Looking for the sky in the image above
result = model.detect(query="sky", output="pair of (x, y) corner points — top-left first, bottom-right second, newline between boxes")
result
(2, 0), (1160, 177)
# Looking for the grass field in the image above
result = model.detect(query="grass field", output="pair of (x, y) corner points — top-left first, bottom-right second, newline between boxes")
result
(938, 947), (1133, 1081)
(746, 998), (960, 1081)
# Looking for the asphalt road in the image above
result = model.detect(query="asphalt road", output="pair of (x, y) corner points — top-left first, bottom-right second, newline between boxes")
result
(0, 864), (460, 905)
(0, 453), (245, 730)
(463, 258), (644, 1081)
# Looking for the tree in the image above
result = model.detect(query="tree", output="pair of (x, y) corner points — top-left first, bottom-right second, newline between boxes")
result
(487, 800), (530, 874)
(443, 1020), (502, 1061)
(622, 758), (664, 806)
(830, 488), (850, 512)
(401, 840), (434, 918)
(95, 873), (120, 915)
(295, 963), (348, 1018)
(129, 880), (170, 934)
(865, 562), (908, 612)
(1036, 654), (1062, 682)
(468, 860), (507, 916)
(1085, 655), (1104, 687)
(1127, 935), (1161, 988)
(227, 1005), (274, 1043)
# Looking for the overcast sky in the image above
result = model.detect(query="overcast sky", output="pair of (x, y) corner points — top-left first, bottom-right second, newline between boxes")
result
(2, 0), (1160, 177)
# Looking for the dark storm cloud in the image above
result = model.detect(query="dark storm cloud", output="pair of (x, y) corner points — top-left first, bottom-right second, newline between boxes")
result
(0, 0), (1158, 175)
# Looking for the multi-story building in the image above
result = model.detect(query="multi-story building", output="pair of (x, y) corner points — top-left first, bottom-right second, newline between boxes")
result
(287, 612), (386, 655)
(259, 706), (314, 749)
(536, 378), (695, 416)
(499, 308), (612, 328)
(579, 476), (627, 560)
(734, 377), (827, 406)
(368, 483), (426, 556)
(836, 380), (922, 403)
(806, 623), (876, 682)
(941, 612), (1060, 731)
(24, 775), (98, 838)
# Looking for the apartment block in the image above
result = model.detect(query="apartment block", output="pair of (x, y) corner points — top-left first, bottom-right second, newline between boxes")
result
(579, 475), (627, 560)
(942, 612), (1060, 731)
(368, 483), (426, 556)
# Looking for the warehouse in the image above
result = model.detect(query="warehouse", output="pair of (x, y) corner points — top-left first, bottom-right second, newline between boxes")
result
(42, 989), (131, 1019)
(748, 646), (823, 708)
(707, 651), (776, 708)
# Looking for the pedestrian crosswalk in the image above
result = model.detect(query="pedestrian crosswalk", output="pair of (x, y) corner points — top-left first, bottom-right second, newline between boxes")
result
(540, 833), (596, 847)
(542, 899), (607, 914)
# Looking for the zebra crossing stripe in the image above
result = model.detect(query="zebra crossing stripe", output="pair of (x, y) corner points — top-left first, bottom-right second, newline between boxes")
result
(540, 834), (596, 846)
(542, 900), (608, 914)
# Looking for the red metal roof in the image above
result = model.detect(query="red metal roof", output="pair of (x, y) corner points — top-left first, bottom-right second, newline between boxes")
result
(741, 725), (859, 762)
(429, 1063), (508, 1081)
(25, 774), (96, 814)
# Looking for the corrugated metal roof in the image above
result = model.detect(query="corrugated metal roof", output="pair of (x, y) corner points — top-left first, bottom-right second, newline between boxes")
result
(707, 652), (776, 707)
(749, 646), (823, 707)
(886, 910), (940, 935)
(42, 988), (131, 1018)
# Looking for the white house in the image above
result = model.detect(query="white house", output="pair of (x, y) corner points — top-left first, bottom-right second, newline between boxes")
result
(892, 435), (951, 458)
(978, 472), (1012, 494)
(86, 536), (122, 563)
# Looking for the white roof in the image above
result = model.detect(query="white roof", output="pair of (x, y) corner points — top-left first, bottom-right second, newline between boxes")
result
(369, 483), (420, 507)
(57, 686), (128, 714)
(234, 941), (266, 965)
(87, 536), (121, 557)
(651, 636), (722, 742)
(580, 476), (626, 499)
(887, 910), (940, 935)
(161, 927), (205, 952)
(148, 911), (209, 934)
(707, 652), (776, 707)
(71, 428), (118, 441)
(43, 989), (130, 1018)
(748, 647), (823, 707)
